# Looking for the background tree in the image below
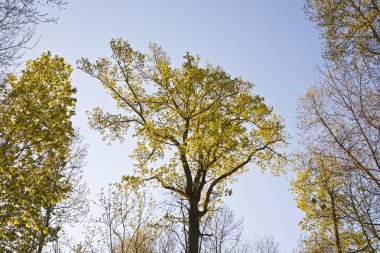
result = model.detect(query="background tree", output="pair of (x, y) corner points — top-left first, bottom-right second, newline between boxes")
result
(253, 234), (279, 253)
(201, 206), (278, 253)
(200, 205), (244, 253)
(0, 0), (67, 75)
(79, 183), (158, 253)
(293, 59), (380, 251)
(79, 188), (265, 253)
(159, 197), (190, 252)
(78, 38), (287, 253)
(0, 52), (85, 252)
(153, 217), (180, 253)
(304, 0), (380, 62)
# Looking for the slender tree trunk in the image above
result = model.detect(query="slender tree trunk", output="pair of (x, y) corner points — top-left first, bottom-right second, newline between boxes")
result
(37, 205), (52, 253)
(329, 191), (343, 253)
(188, 200), (200, 253)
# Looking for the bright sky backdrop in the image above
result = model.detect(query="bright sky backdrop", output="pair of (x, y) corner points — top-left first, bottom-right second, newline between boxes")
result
(23, 1), (323, 251)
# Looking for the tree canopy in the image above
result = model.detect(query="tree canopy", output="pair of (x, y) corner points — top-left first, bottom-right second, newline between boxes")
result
(305, 0), (380, 62)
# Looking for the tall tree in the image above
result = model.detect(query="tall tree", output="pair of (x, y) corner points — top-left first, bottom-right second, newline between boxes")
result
(293, 59), (380, 251)
(78, 38), (287, 253)
(0, 52), (83, 252)
(296, 1), (380, 251)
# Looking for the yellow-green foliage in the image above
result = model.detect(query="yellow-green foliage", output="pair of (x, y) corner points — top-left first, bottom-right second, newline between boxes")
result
(0, 52), (76, 251)
(79, 38), (286, 215)
(291, 153), (368, 252)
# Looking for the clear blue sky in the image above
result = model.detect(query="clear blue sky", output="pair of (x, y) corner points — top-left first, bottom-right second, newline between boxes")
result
(24, 1), (323, 251)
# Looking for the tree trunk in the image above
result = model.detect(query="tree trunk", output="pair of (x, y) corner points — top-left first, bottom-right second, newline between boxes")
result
(36, 205), (52, 253)
(329, 191), (343, 253)
(188, 200), (200, 253)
